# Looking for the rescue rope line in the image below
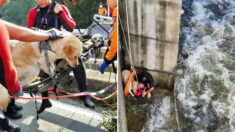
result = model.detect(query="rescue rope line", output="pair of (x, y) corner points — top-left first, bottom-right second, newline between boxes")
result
(11, 83), (117, 105)
(68, 0), (110, 36)
(119, 0), (139, 83)
(124, 0), (134, 68)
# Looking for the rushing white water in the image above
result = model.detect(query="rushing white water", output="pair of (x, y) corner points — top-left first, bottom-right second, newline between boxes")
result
(141, 96), (173, 132)
(141, 0), (235, 131)
(175, 0), (235, 131)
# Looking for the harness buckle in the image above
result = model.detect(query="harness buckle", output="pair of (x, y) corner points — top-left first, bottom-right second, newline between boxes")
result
(41, 18), (48, 25)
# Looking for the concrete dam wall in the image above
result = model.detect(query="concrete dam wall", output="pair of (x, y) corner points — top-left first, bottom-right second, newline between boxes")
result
(119, 0), (182, 89)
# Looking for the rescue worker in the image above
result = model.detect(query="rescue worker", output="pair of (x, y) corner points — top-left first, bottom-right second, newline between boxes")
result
(99, 0), (117, 74)
(27, 0), (95, 110)
(0, 0), (63, 131)
(98, 2), (107, 16)
(134, 71), (154, 98)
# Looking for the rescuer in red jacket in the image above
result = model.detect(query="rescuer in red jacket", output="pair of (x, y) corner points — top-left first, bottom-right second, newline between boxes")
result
(0, 0), (63, 131)
(27, 0), (95, 112)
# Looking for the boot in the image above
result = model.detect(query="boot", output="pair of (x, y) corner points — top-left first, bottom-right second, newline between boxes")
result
(82, 96), (95, 109)
(12, 104), (23, 111)
(0, 108), (20, 132)
(38, 91), (52, 114)
(6, 100), (22, 120)
(6, 111), (22, 120)
(9, 99), (22, 111)
(73, 57), (95, 109)
(7, 121), (21, 132)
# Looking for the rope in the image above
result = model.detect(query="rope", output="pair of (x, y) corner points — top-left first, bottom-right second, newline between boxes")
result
(119, 0), (139, 83)
(11, 83), (117, 105)
(68, 0), (110, 36)
(124, 0), (134, 69)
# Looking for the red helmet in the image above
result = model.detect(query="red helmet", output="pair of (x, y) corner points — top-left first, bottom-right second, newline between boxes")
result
(99, 2), (103, 5)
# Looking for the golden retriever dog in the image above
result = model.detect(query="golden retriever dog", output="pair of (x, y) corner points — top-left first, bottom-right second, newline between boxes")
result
(0, 84), (10, 112)
(11, 32), (82, 87)
(0, 32), (82, 116)
(122, 70), (138, 96)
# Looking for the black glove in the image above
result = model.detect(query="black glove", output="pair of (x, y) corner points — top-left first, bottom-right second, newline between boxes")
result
(47, 29), (63, 40)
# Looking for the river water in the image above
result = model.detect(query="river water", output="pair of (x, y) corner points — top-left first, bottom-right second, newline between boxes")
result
(142, 0), (235, 131)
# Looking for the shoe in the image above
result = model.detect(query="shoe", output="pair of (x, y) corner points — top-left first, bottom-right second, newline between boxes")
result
(37, 99), (52, 114)
(13, 104), (23, 111)
(6, 111), (22, 120)
(83, 96), (95, 109)
(8, 121), (21, 132)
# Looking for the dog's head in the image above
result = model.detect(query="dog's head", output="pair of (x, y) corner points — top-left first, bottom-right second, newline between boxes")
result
(62, 34), (82, 67)
(91, 33), (103, 46)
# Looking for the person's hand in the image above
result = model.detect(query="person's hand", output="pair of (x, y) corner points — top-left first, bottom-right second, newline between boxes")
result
(147, 93), (151, 98)
(47, 29), (63, 40)
(54, 3), (63, 14)
(142, 92), (147, 97)
(12, 85), (23, 97)
(99, 61), (108, 74)
(103, 40), (108, 46)
(133, 89), (137, 94)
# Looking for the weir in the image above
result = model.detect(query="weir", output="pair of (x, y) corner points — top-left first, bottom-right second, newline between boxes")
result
(119, 0), (182, 89)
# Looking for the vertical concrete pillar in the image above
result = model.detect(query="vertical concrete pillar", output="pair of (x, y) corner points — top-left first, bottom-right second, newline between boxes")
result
(118, 42), (128, 132)
(119, 0), (182, 89)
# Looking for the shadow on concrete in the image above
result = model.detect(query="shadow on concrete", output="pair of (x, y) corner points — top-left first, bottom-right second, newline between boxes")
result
(13, 100), (106, 132)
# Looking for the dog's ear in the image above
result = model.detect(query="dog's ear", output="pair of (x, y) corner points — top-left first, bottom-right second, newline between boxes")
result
(63, 44), (75, 61)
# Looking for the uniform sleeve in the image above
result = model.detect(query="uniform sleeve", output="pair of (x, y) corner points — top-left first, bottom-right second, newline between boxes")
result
(105, 8), (107, 15)
(0, 20), (20, 94)
(27, 7), (37, 28)
(105, 8), (117, 63)
(147, 74), (154, 87)
(58, 5), (76, 32)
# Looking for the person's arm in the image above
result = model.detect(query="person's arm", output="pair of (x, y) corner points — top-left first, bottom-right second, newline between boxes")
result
(104, 8), (107, 16)
(27, 7), (37, 28)
(104, 8), (117, 63)
(132, 81), (137, 94)
(3, 20), (49, 42)
(54, 4), (76, 32)
(146, 87), (154, 94)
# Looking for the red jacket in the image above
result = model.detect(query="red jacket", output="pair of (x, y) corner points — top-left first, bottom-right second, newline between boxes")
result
(27, 4), (76, 30)
(0, 20), (20, 94)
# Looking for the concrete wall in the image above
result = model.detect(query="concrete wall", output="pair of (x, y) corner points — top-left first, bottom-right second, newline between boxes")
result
(119, 0), (182, 89)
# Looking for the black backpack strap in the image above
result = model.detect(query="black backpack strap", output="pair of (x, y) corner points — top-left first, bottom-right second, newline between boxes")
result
(50, 1), (58, 29)
(34, 5), (41, 28)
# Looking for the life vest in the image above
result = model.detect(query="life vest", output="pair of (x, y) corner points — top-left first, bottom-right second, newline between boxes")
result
(124, 71), (135, 96)
(98, 8), (107, 16)
(34, 2), (61, 30)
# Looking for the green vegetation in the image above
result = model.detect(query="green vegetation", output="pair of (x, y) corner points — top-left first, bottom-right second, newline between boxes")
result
(127, 107), (137, 115)
(0, 0), (107, 28)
